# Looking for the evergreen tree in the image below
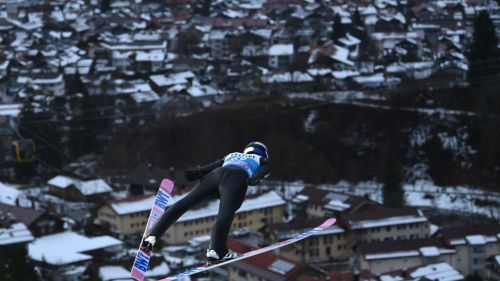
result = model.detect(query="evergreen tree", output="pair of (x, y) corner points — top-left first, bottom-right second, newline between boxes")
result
(0, 244), (40, 281)
(468, 11), (500, 84)
(332, 13), (346, 41)
(464, 273), (483, 281)
(382, 158), (405, 207)
(101, 0), (111, 12)
(202, 0), (211, 17)
(353, 8), (362, 27)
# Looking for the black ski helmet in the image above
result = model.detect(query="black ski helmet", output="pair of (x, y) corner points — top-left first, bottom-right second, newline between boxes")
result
(244, 141), (269, 158)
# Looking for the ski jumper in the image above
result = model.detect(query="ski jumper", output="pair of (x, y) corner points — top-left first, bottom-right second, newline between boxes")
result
(147, 152), (270, 256)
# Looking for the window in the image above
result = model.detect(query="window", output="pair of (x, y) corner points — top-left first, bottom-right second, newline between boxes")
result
(326, 247), (331, 256)
(386, 226), (391, 231)
(309, 248), (319, 256)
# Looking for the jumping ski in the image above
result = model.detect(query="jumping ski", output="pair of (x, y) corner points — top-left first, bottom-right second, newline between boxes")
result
(130, 179), (174, 281)
(159, 217), (336, 281)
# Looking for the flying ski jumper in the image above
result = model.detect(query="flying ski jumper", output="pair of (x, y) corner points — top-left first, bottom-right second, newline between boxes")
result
(142, 142), (271, 263)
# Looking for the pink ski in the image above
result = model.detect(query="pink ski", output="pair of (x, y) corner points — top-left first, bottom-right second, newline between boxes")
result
(159, 218), (336, 281)
(130, 179), (174, 281)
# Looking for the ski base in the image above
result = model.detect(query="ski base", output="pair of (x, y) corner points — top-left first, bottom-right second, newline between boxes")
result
(159, 217), (336, 281)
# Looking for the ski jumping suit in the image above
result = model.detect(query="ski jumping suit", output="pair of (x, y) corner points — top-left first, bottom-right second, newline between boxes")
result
(147, 152), (270, 257)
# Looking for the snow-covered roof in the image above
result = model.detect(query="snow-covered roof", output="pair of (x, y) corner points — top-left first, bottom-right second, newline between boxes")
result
(48, 176), (112, 196)
(329, 45), (354, 66)
(262, 72), (313, 83)
(332, 70), (360, 79)
(410, 263), (463, 281)
(268, 44), (294, 56)
(419, 246), (440, 257)
(136, 51), (165, 62)
(349, 215), (428, 229)
(28, 232), (122, 265)
(0, 182), (21, 205)
(110, 191), (285, 222)
(466, 235), (487, 245)
(338, 33), (361, 47)
(325, 199), (351, 211)
(0, 222), (34, 245)
(366, 250), (420, 260)
(17, 74), (63, 85)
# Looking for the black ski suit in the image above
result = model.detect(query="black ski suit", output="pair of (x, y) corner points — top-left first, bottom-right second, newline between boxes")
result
(147, 155), (270, 257)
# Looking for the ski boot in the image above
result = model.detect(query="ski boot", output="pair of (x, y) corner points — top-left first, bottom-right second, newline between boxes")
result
(206, 249), (241, 265)
(140, 236), (156, 255)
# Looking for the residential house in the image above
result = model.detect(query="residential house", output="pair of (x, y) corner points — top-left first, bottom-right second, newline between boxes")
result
(291, 185), (373, 218)
(268, 44), (294, 69)
(308, 44), (355, 70)
(135, 51), (165, 73)
(16, 73), (65, 96)
(371, 32), (420, 53)
(0, 203), (63, 236)
(379, 262), (464, 281)
(97, 191), (286, 244)
(47, 175), (113, 202)
(28, 231), (123, 281)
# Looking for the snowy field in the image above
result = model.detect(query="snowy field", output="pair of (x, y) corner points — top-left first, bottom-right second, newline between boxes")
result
(266, 180), (500, 220)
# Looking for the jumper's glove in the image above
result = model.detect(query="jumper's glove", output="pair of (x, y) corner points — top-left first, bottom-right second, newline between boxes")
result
(185, 169), (204, 181)
(247, 177), (261, 186)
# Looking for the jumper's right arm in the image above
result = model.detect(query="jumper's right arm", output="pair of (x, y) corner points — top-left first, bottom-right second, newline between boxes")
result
(185, 159), (224, 181)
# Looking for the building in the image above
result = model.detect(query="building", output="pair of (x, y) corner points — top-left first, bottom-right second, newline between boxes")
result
(358, 238), (456, 275)
(271, 204), (431, 263)
(28, 231), (123, 281)
(16, 73), (65, 97)
(211, 238), (324, 281)
(98, 190), (286, 244)
(47, 175), (113, 202)
(379, 262), (464, 281)
(356, 224), (500, 277)
(438, 224), (500, 276)
(291, 186), (373, 218)
(0, 203), (63, 236)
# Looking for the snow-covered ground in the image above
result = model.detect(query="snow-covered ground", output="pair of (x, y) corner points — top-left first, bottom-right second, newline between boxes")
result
(266, 180), (500, 220)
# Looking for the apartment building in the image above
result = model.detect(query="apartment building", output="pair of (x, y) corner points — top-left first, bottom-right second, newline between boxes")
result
(357, 224), (500, 277)
(358, 238), (456, 275)
(272, 204), (430, 263)
(98, 190), (286, 244)
(438, 224), (500, 276)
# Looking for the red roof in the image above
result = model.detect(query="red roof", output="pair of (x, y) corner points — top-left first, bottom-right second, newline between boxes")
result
(227, 238), (304, 278)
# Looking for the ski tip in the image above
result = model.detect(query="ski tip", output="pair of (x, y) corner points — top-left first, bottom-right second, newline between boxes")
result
(321, 218), (336, 228)
(160, 179), (174, 193)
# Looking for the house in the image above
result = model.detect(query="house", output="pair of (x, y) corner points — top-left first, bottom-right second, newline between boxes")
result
(268, 44), (294, 69)
(308, 44), (355, 70)
(28, 231), (123, 281)
(0, 203), (63, 236)
(47, 175), (113, 202)
(211, 238), (325, 281)
(371, 32), (420, 52)
(379, 262), (464, 281)
(135, 50), (165, 73)
(291, 185), (373, 218)
(16, 73), (65, 97)
(0, 221), (34, 246)
(97, 191), (286, 244)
